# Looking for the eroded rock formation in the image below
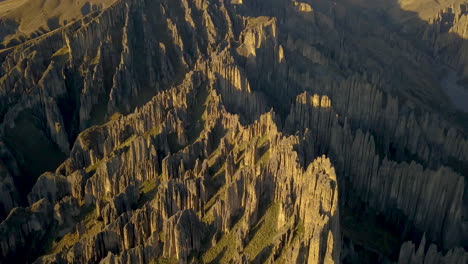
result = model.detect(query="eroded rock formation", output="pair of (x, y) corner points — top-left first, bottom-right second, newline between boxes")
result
(0, 0), (467, 263)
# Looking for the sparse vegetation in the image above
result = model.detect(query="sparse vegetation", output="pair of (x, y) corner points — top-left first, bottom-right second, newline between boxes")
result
(202, 203), (280, 263)
(255, 135), (270, 165)
(144, 125), (162, 138)
(137, 179), (158, 208)
(2, 1), (466, 263)
(256, 150), (270, 166)
(90, 52), (101, 65)
(85, 159), (102, 174)
(203, 183), (227, 219)
(202, 216), (245, 263)
(244, 203), (279, 260)
(51, 46), (70, 57)
(256, 134), (269, 148)
(295, 221), (305, 238)
(141, 179), (157, 194)
(155, 257), (178, 264)
(115, 134), (137, 151)
(109, 112), (122, 122)
(44, 205), (98, 255)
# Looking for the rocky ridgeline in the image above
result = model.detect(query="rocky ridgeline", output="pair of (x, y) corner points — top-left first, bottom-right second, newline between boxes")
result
(398, 235), (467, 264)
(0, 66), (341, 263)
(285, 92), (465, 250)
(423, 3), (468, 81)
(0, 0), (234, 218)
(232, 0), (468, 166)
(0, 0), (467, 263)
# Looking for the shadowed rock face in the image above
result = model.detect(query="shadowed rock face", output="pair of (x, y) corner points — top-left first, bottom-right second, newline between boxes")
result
(0, 0), (467, 263)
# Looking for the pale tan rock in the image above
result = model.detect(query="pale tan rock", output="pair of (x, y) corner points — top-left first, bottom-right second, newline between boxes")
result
(1, 0), (467, 263)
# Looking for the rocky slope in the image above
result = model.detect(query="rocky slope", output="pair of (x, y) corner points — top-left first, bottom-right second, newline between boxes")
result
(0, 0), (118, 48)
(0, 0), (467, 263)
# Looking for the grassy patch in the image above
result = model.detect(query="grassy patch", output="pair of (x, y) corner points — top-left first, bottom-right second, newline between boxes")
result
(244, 203), (279, 261)
(115, 134), (137, 151)
(255, 135), (270, 166)
(155, 257), (178, 264)
(109, 112), (122, 122)
(144, 125), (161, 138)
(90, 52), (101, 65)
(45, 205), (98, 254)
(294, 221), (305, 238)
(202, 217), (244, 263)
(51, 46), (69, 58)
(272, 220), (305, 264)
(256, 135), (269, 148)
(207, 146), (222, 168)
(158, 231), (165, 242)
(136, 179), (158, 208)
(212, 164), (226, 180)
(141, 179), (157, 194)
(202, 203), (280, 263)
(203, 183), (227, 220)
(85, 159), (102, 174)
(202, 209), (215, 224)
(202, 134), (271, 223)
(203, 164), (226, 223)
(200, 134), (277, 261)
(46, 229), (79, 254)
(256, 150), (270, 166)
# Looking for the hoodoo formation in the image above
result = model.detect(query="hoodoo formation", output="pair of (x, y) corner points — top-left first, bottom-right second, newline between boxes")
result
(0, 0), (467, 263)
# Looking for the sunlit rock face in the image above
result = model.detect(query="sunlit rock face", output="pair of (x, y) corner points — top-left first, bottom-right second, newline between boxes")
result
(0, 0), (467, 263)
(293, 1), (313, 12)
(0, 0), (119, 48)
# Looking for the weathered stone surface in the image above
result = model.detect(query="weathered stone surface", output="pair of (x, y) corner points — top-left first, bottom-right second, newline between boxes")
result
(162, 209), (206, 262)
(1, 0), (467, 263)
(28, 173), (71, 205)
(0, 199), (53, 263)
(397, 235), (468, 264)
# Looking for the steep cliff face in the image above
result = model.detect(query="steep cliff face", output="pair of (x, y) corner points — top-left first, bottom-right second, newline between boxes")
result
(391, 0), (468, 83)
(3, 69), (340, 263)
(0, 0), (231, 213)
(1, 0), (467, 263)
(0, 0), (119, 48)
(397, 235), (467, 264)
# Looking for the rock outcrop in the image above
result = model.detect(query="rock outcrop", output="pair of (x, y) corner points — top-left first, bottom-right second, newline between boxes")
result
(398, 235), (468, 264)
(0, 0), (467, 263)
